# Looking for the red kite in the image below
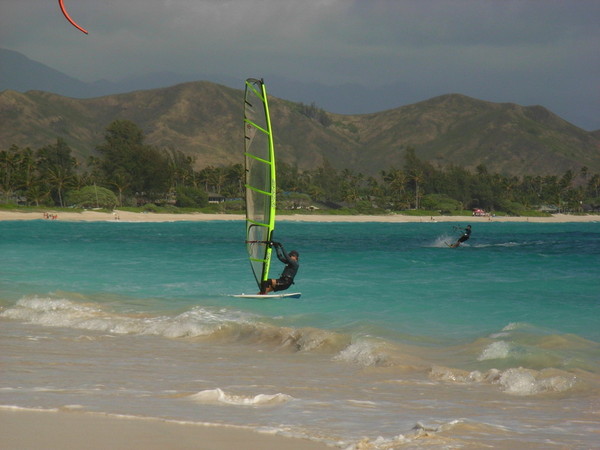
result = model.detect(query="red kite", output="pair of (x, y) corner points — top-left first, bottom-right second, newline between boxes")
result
(58, 0), (88, 34)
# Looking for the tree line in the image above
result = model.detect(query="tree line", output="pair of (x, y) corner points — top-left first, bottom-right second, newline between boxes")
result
(0, 120), (243, 209)
(276, 148), (599, 214)
(1, 119), (599, 214)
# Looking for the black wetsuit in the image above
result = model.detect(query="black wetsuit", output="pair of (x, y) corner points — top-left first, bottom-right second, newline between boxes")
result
(457, 227), (471, 244)
(272, 244), (299, 291)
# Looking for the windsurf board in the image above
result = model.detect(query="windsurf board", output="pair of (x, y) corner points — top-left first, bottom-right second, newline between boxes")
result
(232, 292), (302, 299)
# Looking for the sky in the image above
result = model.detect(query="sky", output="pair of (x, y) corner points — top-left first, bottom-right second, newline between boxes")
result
(1, 0), (599, 130)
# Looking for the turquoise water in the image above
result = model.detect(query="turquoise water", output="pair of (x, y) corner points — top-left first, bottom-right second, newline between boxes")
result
(3, 220), (598, 341)
(1, 219), (599, 447)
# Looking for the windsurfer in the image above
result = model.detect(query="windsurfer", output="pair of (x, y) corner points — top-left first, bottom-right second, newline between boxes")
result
(451, 225), (472, 247)
(260, 242), (299, 294)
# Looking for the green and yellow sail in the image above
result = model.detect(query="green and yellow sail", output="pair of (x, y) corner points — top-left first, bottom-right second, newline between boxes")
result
(243, 78), (276, 289)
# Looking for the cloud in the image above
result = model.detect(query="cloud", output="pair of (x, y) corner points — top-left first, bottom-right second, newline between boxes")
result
(1, 0), (598, 129)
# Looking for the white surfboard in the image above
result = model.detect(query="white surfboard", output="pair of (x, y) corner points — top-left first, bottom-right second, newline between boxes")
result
(232, 292), (302, 299)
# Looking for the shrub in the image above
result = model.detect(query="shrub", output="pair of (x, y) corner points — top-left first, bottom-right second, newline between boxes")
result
(421, 194), (462, 213)
(175, 187), (208, 207)
(66, 186), (118, 209)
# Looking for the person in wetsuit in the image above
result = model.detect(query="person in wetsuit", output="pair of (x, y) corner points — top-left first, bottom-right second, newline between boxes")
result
(260, 242), (299, 294)
(452, 225), (472, 247)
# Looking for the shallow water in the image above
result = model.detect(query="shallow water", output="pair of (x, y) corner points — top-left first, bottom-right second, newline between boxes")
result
(1, 220), (599, 448)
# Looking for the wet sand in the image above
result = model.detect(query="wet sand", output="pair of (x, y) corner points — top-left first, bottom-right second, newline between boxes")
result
(0, 409), (330, 450)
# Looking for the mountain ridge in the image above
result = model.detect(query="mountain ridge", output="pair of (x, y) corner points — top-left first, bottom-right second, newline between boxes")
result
(1, 81), (598, 177)
(3, 47), (597, 132)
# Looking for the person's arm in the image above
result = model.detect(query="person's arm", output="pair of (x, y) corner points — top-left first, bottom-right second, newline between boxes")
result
(271, 242), (289, 263)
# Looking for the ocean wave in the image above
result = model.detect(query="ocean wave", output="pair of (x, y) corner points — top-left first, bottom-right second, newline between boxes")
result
(498, 367), (576, 395)
(3, 296), (409, 370)
(488, 321), (527, 338)
(501, 322), (527, 331)
(426, 321), (600, 395)
(429, 365), (577, 395)
(334, 339), (390, 367)
(480, 322), (600, 373)
(476, 339), (569, 370)
(213, 322), (349, 353)
(0, 295), (348, 353)
(473, 242), (521, 248)
(350, 419), (466, 449)
(189, 388), (293, 406)
(478, 340), (512, 361)
(0, 296), (222, 337)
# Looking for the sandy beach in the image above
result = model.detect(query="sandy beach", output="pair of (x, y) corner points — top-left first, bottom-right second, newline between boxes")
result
(0, 409), (330, 450)
(2, 211), (598, 448)
(0, 209), (598, 223)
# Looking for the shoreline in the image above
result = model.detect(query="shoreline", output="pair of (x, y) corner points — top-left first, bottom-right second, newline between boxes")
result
(0, 209), (599, 223)
(0, 408), (330, 450)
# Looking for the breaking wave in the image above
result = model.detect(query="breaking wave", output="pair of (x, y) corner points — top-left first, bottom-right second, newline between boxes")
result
(430, 365), (578, 396)
(334, 339), (390, 367)
(189, 388), (293, 406)
(0, 295), (349, 353)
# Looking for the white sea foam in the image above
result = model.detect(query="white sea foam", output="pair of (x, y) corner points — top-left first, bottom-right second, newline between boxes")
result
(0, 296), (254, 339)
(502, 322), (525, 331)
(2, 296), (351, 357)
(353, 419), (465, 449)
(431, 235), (455, 248)
(430, 366), (489, 384)
(498, 368), (576, 395)
(0, 405), (60, 413)
(334, 339), (389, 367)
(478, 341), (512, 361)
(430, 365), (576, 396)
(189, 388), (293, 406)
(474, 242), (521, 248)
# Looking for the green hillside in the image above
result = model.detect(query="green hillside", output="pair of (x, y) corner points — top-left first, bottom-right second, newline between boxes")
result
(1, 82), (598, 176)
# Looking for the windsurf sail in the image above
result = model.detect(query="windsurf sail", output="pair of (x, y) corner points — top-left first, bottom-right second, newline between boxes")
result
(244, 78), (276, 290)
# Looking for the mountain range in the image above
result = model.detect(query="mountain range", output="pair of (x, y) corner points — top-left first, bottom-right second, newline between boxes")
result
(1, 49), (599, 177)
(0, 48), (414, 116)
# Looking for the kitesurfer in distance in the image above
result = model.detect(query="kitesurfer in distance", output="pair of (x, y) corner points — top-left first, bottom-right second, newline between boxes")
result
(260, 242), (299, 294)
(451, 225), (472, 248)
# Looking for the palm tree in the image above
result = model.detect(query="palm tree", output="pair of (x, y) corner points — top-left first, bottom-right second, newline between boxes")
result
(588, 174), (600, 198)
(110, 171), (132, 206)
(410, 169), (424, 209)
(225, 164), (245, 197)
(46, 165), (74, 207)
(19, 148), (37, 204)
(26, 184), (49, 207)
(0, 149), (17, 202)
(382, 169), (407, 210)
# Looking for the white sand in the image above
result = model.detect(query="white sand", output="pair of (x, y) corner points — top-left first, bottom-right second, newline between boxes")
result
(0, 210), (598, 223)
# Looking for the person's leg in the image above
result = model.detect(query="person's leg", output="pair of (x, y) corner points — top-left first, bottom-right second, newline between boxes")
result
(261, 279), (275, 294)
